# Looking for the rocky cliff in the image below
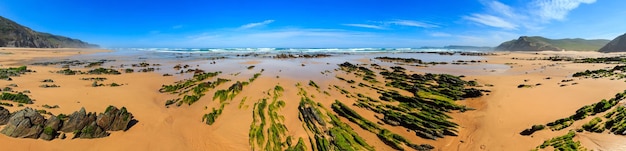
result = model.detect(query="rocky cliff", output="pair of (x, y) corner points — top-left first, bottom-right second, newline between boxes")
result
(598, 33), (626, 52)
(0, 16), (98, 48)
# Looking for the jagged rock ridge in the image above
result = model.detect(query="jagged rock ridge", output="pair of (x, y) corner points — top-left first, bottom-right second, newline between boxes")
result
(0, 106), (133, 140)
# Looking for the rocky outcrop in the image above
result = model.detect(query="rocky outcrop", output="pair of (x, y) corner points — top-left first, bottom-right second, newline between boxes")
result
(298, 105), (326, 126)
(599, 33), (626, 52)
(0, 16), (98, 48)
(60, 107), (96, 132)
(0, 108), (45, 138)
(39, 115), (61, 140)
(0, 106), (134, 140)
(96, 106), (132, 131)
(495, 36), (609, 51)
(75, 121), (109, 139)
(0, 106), (10, 125)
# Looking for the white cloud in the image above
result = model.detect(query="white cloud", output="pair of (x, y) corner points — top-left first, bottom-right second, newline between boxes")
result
(387, 20), (438, 28)
(463, 14), (518, 30)
(488, 1), (515, 17)
(239, 20), (275, 29)
(342, 24), (388, 30)
(532, 0), (596, 21)
(464, 0), (595, 30)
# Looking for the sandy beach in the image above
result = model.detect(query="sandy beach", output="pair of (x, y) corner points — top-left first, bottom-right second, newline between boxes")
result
(1, 48), (626, 151)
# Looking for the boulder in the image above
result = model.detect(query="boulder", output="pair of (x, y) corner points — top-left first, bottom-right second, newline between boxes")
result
(0, 108), (45, 138)
(60, 107), (96, 132)
(96, 106), (133, 131)
(96, 106), (118, 130)
(75, 121), (109, 139)
(0, 106), (10, 125)
(39, 115), (62, 140)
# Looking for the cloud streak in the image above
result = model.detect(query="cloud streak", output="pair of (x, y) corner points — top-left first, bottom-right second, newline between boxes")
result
(239, 20), (275, 29)
(342, 24), (387, 30)
(463, 14), (517, 30)
(388, 20), (438, 28)
(464, 0), (595, 30)
(532, 0), (596, 21)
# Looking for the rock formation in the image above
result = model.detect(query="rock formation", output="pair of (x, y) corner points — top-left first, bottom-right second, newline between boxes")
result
(0, 106), (134, 140)
(0, 108), (45, 138)
(0, 106), (10, 125)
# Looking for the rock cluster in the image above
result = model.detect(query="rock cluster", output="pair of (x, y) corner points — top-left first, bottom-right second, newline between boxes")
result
(0, 106), (133, 141)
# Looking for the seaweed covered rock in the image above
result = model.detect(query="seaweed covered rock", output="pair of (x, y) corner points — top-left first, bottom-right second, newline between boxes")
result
(0, 106), (134, 140)
(0, 106), (10, 125)
(298, 105), (326, 126)
(75, 121), (109, 139)
(39, 115), (62, 140)
(0, 108), (45, 138)
(96, 106), (133, 131)
(60, 107), (94, 132)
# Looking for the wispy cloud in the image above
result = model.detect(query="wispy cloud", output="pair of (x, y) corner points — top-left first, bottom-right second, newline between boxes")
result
(342, 24), (388, 30)
(388, 20), (438, 28)
(239, 20), (275, 29)
(463, 14), (517, 30)
(488, 1), (515, 18)
(531, 0), (596, 21)
(464, 0), (595, 30)
(344, 20), (438, 30)
(430, 32), (452, 37)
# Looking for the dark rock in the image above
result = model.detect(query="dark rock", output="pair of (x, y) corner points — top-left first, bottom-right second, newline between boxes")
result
(415, 130), (437, 140)
(0, 106), (10, 125)
(96, 106), (133, 131)
(45, 115), (62, 129)
(0, 108), (45, 138)
(382, 116), (401, 126)
(39, 125), (57, 140)
(75, 121), (109, 139)
(40, 115), (62, 140)
(60, 107), (96, 132)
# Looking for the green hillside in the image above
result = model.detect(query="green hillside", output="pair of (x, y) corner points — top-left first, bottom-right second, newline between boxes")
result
(496, 36), (609, 51)
(0, 16), (98, 48)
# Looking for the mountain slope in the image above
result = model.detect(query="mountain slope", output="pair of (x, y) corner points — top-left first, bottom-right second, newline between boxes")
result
(495, 36), (609, 51)
(0, 16), (98, 48)
(598, 33), (626, 52)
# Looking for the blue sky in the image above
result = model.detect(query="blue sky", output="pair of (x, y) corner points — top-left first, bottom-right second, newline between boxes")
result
(1, 0), (625, 48)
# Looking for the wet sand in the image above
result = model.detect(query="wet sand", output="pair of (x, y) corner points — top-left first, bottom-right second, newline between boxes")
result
(1, 48), (626, 150)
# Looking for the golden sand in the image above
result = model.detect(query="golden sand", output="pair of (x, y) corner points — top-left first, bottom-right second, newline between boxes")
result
(1, 48), (626, 150)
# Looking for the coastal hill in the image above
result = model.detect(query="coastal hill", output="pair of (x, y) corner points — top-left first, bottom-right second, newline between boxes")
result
(495, 36), (609, 51)
(598, 33), (626, 52)
(0, 16), (98, 48)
